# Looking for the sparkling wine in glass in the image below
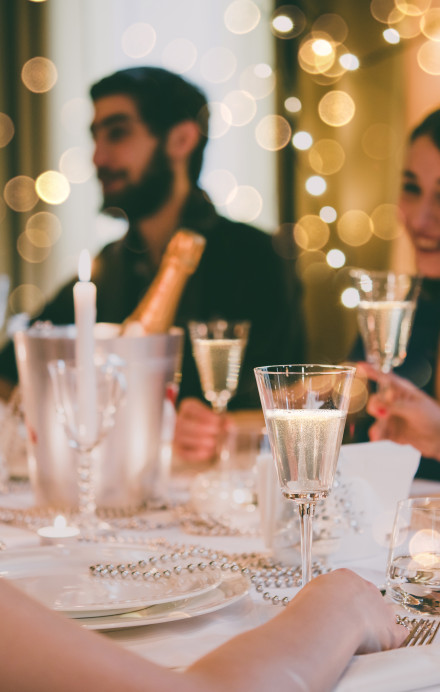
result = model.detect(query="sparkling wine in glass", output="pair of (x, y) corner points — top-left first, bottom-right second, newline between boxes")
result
(254, 364), (354, 585)
(48, 356), (126, 533)
(189, 320), (250, 464)
(350, 269), (420, 376)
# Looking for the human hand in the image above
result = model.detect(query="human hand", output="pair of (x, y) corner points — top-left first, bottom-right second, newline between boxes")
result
(173, 397), (228, 463)
(359, 362), (440, 460)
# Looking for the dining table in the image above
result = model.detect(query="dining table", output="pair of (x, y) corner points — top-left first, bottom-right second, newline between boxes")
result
(1, 459), (440, 692)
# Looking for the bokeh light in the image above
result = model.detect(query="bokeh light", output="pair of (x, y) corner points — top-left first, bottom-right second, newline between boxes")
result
(255, 115), (291, 151)
(9, 284), (44, 315)
(59, 147), (94, 184)
(224, 0), (261, 34)
(292, 131), (313, 150)
(326, 248), (346, 268)
(362, 122), (397, 160)
(17, 232), (51, 264)
(271, 5), (307, 39)
(371, 203), (403, 240)
(337, 210), (373, 246)
(223, 90), (257, 126)
(339, 53), (360, 70)
(239, 64), (276, 100)
(305, 175), (327, 196)
(226, 185), (262, 222)
(199, 102), (231, 139)
(285, 96), (302, 113)
(320, 205), (337, 222)
(312, 13), (349, 43)
(341, 287), (360, 308)
(202, 169), (237, 207)
(121, 23), (156, 58)
(35, 171), (70, 205)
(298, 35), (336, 75)
(21, 57), (57, 93)
(4, 176), (38, 212)
(383, 28), (401, 43)
(296, 249), (327, 280)
(308, 138), (345, 174)
(347, 373), (369, 413)
(418, 40), (440, 74)
(25, 212), (62, 248)
(395, 0), (431, 16)
(294, 215), (330, 251)
(370, 0), (396, 24)
(421, 8), (440, 40)
(0, 113), (15, 148)
(388, 10), (421, 39)
(318, 90), (355, 127)
(162, 38), (197, 74)
(201, 47), (237, 83)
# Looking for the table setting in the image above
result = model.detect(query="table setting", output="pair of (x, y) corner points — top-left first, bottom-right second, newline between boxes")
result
(1, 264), (440, 691)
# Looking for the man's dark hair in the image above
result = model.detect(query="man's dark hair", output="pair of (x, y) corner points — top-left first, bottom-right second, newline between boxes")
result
(90, 66), (209, 183)
(410, 109), (440, 151)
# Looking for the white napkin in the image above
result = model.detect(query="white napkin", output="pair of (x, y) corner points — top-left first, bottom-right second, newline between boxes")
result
(335, 644), (440, 692)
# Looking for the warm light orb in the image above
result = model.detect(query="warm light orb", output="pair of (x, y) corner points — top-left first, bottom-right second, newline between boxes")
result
(121, 23), (156, 58)
(292, 131), (313, 150)
(223, 90), (257, 126)
(21, 57), (57, 93)
(318, 90), (355, 127)
(417, 40), (440, 74)
(362, 123), (397, 160)
(162, 38), (197, 74)
(313, 38), (333, 56)
(199, 102), (231, 139)
(395, 0), (431, 16)
(272, 15), (294, 33)
(224, 0), (261, 34)
(326, 248), (346, 268)
(4, 176), (39, 212)
(341, 287), (360, 308)
(255, 115), (291, 151)
(271, 5), (306, 39)
(59, 147), (94, 184)
(201, 47), (237, 83)
(239, 64), (275, 100)
(313, 13), (348, 43)
(36, 171), (70, 205)
(285, 96), (302, 113)
(421, 8), (440, 40)
(298, 36), (335, 74)
(308, 139), (345, 175)
(26, 212), (62, 248)
(339, 53), (360, 70)
(17, 232), (51, 264)
(320, 205), (337, 223)
(370, 0), (397, 24)
(9, 283), (44, 315)
(337, 210), (373, 246)
(305, 175), (327, 196)
(294, 215), (330, 251)
(0, 113), (15, 148)
(383, 28), (401, 43)
(226, 185), (262, 222)
(371, 203), (402, 240)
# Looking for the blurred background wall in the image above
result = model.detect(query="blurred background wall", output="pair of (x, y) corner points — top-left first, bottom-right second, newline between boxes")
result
(1, 0), (440, 360)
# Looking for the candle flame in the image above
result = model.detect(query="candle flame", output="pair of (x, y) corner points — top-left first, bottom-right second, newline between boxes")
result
(54, 514), (67, 529)
(78, 249), (91, 282)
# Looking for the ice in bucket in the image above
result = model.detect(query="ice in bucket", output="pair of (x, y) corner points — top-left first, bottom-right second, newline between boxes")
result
(14, 322), (183, 511)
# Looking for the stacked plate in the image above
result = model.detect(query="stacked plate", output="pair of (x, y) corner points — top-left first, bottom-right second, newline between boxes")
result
(0, 543), (249, 630)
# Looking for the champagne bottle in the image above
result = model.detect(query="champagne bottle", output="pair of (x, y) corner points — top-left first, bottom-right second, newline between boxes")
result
(121, 229), (206, 335)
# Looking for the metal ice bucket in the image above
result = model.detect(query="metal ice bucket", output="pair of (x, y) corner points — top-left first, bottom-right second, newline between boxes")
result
(14, 323), (183, 511)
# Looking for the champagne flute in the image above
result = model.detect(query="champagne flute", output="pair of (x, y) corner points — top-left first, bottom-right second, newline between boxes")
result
(48, 356), (126, 533)
(254, 364), (354, 585)
(189, 319), (250, 465)
(350, 269), (421, 380)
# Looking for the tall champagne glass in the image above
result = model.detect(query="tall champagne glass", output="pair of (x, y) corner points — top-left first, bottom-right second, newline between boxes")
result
(189, 319), (249, 465)
(48, 356), (126, 533)
(350, 270), (420, 379)
(254, 364), (354, 585)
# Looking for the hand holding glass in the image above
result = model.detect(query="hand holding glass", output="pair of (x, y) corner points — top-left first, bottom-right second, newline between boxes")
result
(48, 357), (126, 532)
(254, 364), (354, 585)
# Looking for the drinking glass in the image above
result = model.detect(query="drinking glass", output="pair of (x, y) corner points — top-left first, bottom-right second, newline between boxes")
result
(189, 319), (250, 465)
(48, 356), (126, 533)
(254, 364), (354, 585)
(350, 269), (420, 379)
(386, 497), (440, 615)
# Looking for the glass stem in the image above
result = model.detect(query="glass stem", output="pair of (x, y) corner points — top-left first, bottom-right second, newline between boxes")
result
(77, 449), (97, 518)
(298, 502), (316, 586)
(213, 405), (230, 470)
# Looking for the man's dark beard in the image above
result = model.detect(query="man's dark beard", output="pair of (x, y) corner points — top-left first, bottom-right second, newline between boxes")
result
(99, 143), (174, 222)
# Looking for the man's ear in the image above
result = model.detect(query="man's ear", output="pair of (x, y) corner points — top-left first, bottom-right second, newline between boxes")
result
(166, 120), (200, 161)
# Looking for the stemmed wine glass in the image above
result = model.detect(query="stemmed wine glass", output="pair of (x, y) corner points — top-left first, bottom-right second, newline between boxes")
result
(254, 364), (354, 585)
(189, 319), (250, 466)
(48, 356), (126, 533)
(350, 269), (421, 384)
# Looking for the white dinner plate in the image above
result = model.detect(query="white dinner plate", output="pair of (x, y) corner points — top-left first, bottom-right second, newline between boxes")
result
(80, 570), (249, 630)
(0, 543), (222, 618)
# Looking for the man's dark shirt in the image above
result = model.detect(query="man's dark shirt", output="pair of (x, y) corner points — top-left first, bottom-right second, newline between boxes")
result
(350, 277), (440, 479)
(0, 189), (305, 409)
